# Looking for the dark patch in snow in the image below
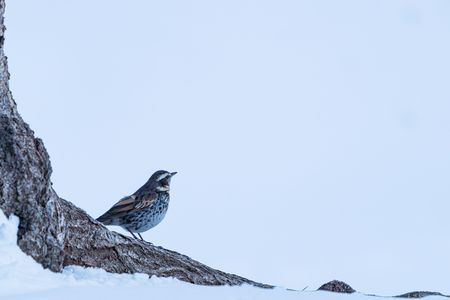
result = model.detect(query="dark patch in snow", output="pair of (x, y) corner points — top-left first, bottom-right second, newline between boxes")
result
(395, 291), (449, 298)
(318, 280), (355, 294)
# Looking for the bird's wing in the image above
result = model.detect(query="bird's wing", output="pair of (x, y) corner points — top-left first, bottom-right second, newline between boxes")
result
(96, 193), (158, 224)
(133, 193), (158, 210)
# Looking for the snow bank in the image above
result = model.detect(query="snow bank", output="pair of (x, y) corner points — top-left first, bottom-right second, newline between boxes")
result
(0, 210), (444, 300)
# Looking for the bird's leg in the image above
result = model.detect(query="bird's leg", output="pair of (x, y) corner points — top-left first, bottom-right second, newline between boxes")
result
(128, 230), (138, 240)
(138, 233), (144, 241)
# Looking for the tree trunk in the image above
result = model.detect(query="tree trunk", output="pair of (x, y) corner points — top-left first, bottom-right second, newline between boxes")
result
(0, 0), (270, 288)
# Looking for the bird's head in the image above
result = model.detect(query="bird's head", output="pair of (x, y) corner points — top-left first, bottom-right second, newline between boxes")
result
(151, 170), (177, 192)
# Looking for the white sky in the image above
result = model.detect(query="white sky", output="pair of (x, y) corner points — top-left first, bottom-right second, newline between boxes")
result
(4, 0), (450, 295)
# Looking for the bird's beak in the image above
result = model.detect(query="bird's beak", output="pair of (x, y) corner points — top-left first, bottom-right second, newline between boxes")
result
(170, 172), (178, 177)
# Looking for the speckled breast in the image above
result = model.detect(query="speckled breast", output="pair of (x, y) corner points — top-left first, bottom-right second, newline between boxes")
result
(122, 193), (170, 233)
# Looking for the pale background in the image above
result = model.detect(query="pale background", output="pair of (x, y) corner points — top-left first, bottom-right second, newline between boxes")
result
(5, 0), (450, 295)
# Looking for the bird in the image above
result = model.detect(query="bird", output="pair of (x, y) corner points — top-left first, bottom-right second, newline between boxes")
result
(96, 170), (177, 241)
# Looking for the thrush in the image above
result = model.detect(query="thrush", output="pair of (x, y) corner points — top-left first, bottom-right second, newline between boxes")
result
(96, 170), (177, 241)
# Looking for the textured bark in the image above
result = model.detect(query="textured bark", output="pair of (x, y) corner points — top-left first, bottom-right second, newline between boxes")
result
(0, 0), (270, 288)
(61, 199), (269, 287)
(0, 0), (65, 272)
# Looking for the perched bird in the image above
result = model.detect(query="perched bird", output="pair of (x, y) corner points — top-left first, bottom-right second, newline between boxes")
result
(96, 170), (177, 241)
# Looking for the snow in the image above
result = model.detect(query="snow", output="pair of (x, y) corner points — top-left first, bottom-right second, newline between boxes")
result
(3, 210), (445, 300)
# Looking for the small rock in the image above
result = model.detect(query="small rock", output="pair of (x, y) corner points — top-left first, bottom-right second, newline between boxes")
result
(318, 280), (355, 294)
(395, 291), (447, 298)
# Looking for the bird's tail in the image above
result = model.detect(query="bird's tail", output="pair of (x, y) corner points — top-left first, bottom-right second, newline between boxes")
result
(96, 214), (112, 225)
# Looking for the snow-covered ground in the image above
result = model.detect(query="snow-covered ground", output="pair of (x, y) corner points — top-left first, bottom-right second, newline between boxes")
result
(4, 210), (445, 300)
